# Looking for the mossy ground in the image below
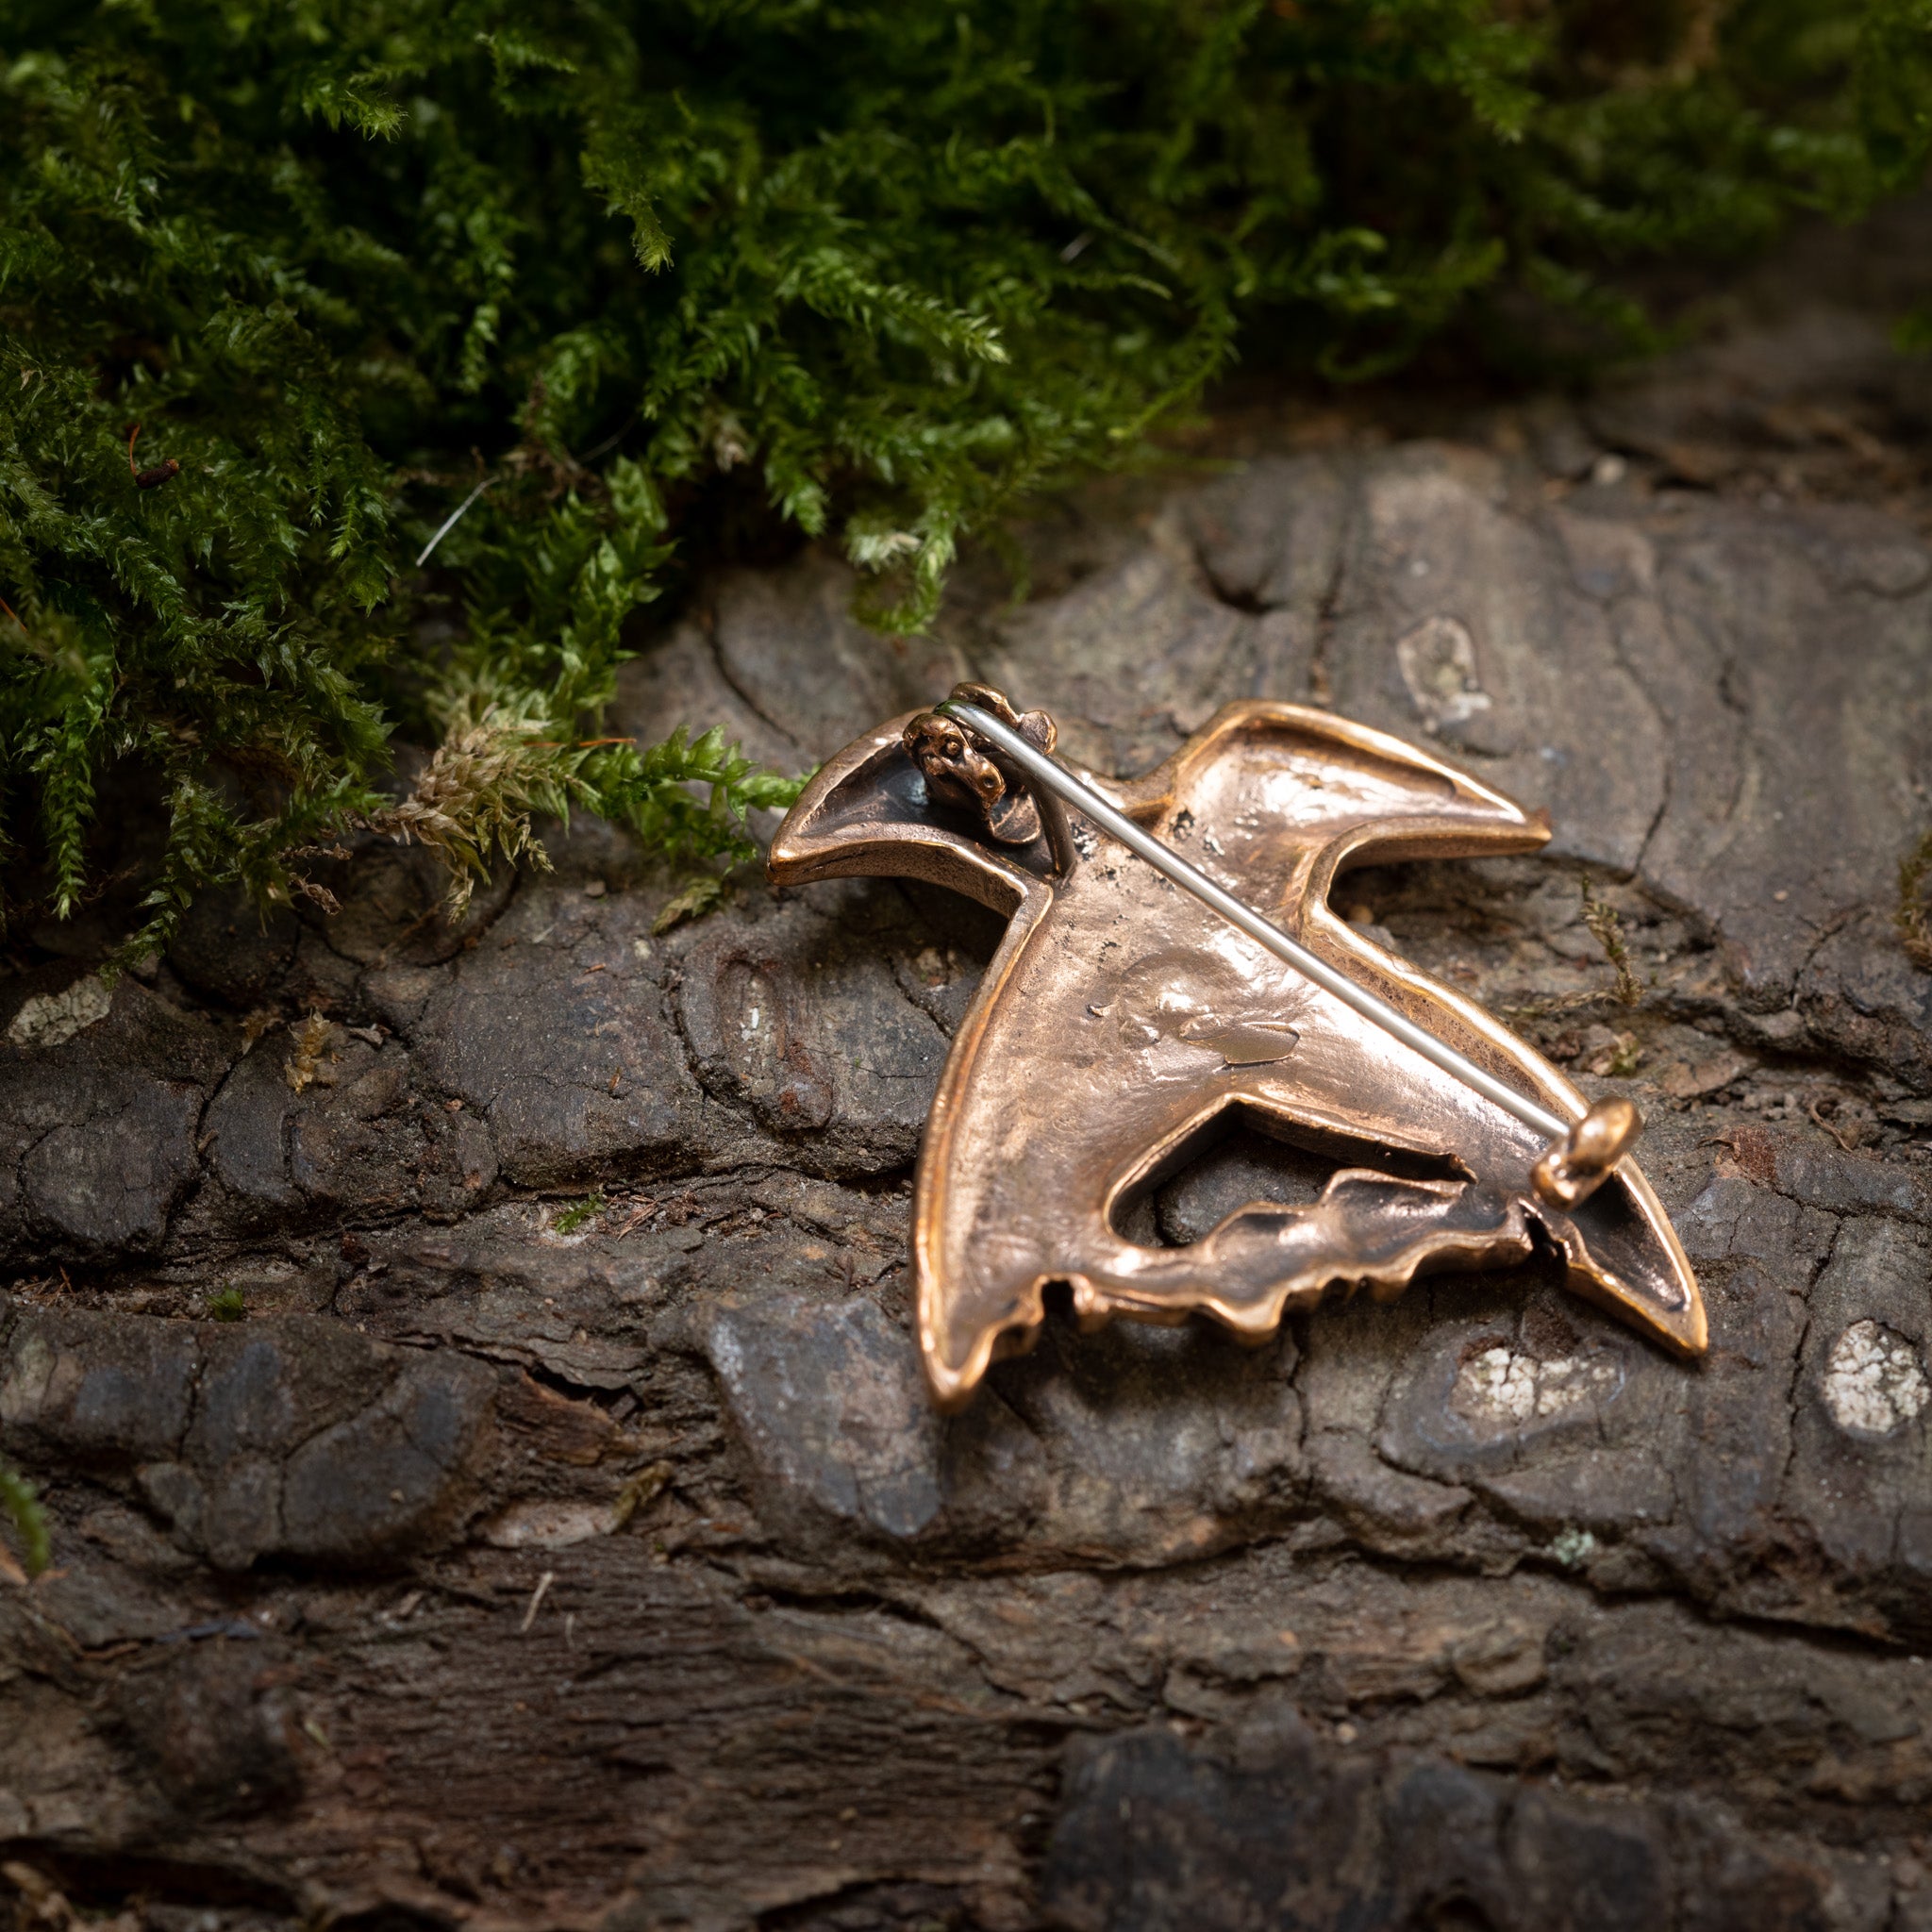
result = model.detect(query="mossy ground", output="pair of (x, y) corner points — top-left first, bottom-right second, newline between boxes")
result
(0, 0), (1927, 955)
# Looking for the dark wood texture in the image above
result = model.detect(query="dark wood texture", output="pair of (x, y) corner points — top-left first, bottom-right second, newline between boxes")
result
(3, 286), (1931, 1931)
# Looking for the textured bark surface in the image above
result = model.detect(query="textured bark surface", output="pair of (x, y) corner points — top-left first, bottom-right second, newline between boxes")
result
(5, 285), (1932, 1932)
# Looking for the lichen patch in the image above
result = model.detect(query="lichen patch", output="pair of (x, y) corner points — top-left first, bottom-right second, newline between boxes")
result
(6, 975), (112, 1051)
(1453, 1344), (1621, 1429)
(1397, 613), (1492, 732)
(1823, 1321), (1928, 1439)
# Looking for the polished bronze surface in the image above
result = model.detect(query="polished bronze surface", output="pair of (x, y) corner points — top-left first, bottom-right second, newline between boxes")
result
(932, 692), (1617, 1164)
(770, 697), (1707, 1410)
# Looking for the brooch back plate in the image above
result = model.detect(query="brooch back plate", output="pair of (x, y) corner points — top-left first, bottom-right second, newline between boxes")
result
(771, 700), (1705, 1409)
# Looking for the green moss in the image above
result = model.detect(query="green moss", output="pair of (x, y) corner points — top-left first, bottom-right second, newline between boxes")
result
(2, 0), (1927, 945)
(0, 1460), (50, 1577)
(207, 1285), (248, 1321)
(1580, 881), (1644, 1008)
(552, 1193), (607, 1235)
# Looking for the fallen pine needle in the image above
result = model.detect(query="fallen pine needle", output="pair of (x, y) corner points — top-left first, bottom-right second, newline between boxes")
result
(521, 1569), (556, 1633)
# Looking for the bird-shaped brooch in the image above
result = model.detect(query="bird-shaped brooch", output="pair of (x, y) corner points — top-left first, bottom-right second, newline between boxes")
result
(769, 685), (1705, 1411)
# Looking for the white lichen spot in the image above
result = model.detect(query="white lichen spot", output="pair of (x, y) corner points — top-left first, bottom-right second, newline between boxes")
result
(1550, 1526), (1597, 1568)
(1453, 1345), (1621, 1429)
(1823, 1321), (1929, 1439)
(1459, 1345), (1536, 1424)
(7, 974), (112, 1051)
(481, 1498), (619, 1549)
(1396, 614), (1492, 732)
(1532, 1354), (1623, 1417)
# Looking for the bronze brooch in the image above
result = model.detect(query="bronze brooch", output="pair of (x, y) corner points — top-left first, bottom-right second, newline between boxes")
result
(770, 687), (1705, 1410)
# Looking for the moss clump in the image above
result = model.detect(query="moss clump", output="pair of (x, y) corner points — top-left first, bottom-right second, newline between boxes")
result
(1580, 881), (1644, 1008)
(2, 0), (1928, 947)
(552, 1193), (608, 1235)
(0, 1460), (50, 1577)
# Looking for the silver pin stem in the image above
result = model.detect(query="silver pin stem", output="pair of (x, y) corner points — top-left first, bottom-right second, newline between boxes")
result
(937, 698), (1573, 1143)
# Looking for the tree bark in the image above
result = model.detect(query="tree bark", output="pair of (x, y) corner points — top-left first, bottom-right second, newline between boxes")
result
(3, 290), (1932, 1932)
